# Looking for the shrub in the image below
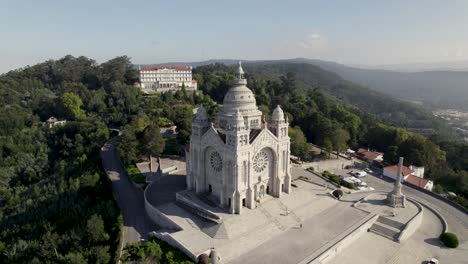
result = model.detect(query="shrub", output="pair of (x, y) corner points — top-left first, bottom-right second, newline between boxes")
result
(330, 175), (340, 184)
(127, 165), (146, 184)
(433, 184), (443, 194)
(340, 180), (356, 190)
(198, 254), (210, 264)
(308, 166), (315, 172)
(322, 171), (331, 178)
(439, 232), (459, 248)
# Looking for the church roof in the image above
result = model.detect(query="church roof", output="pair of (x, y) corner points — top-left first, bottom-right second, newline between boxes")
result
(141, 65), (191, 71)
(216, 128), (226, 143)
(249, 128), (262, 143)
(271, 105), (285, 121)
(221, 61), (258, 113)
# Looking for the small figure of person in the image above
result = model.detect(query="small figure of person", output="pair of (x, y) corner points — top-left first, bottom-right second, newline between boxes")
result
(300, 223), (303, 229)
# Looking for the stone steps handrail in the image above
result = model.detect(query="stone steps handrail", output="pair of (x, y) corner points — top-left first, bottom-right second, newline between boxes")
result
(175, 193), (222, 224)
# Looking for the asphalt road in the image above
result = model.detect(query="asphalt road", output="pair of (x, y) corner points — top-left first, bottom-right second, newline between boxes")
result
(100, 138), (157, 247)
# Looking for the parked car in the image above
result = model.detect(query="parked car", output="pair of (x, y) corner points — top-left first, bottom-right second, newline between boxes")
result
(425, 258), (439, 264)
(351, 171), (367, 177)
(364, 168), (373, 174)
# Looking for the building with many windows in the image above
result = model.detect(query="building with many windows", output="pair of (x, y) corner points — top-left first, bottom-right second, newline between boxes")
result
(138, 65), (197, 92)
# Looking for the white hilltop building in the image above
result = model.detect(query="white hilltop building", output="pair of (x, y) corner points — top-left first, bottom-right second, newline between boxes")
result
(138, 65), (197, 93)
(185, 62), (292, 214)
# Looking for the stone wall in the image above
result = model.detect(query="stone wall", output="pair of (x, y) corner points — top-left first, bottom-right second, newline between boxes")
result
(398, 198), (423, 242)
(144, 182), (183, 230)
(153, 232), (199, 262)
(403, 181), (468, 215)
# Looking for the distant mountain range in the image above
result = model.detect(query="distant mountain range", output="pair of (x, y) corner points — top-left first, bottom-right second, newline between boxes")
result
(139, 58), (468, 110)
(365, 60), (468, 72)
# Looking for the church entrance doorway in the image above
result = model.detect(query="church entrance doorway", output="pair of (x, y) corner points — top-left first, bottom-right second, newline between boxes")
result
(242, 198), (246, 207)
(209, 184), (212, 193)
(228, 198), (231, 208)
(266, 185), (270, 195)
(259, 185), (265, 197)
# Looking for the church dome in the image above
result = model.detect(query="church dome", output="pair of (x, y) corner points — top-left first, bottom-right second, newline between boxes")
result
(271, 105), (285, 121)
(222, 62), (257, 113)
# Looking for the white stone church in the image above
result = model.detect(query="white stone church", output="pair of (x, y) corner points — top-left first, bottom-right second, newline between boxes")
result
(185, 62), (291, 214)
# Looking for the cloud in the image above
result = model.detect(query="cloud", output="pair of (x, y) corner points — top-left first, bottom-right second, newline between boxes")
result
(271, 32), (330, 60)
(297, 33), (324, 49)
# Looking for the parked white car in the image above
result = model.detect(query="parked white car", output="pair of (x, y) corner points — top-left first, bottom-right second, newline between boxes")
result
(425, 258), (439, 264)
(364, 168), (373, 174)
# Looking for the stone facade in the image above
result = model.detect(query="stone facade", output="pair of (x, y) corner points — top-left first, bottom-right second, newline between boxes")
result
(185, 62), (291, 214)
(139, 65), (197, 92)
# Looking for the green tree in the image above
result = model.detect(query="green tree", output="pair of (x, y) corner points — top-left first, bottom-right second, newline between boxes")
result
(433, 184), (444, 194)
(60, 92), (85, 119)
(142, 124), (166, 158)
(117, 125), (139, 165)
(289, 126), (309, 159)
(331, 128), (350, 158)
(88, 246), (111, 264)
(86, 214), (110, 244)
(384, 145), (399, 164)
(145, 240), (162, 261)
(64, 252), (87, 264)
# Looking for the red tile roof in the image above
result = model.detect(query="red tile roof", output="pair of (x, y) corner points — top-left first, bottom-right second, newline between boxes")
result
(405, 175), (429, 188)
(384, 165), (413, 176)
(141, 65), (191, 71)
(356, 148), (383, 161)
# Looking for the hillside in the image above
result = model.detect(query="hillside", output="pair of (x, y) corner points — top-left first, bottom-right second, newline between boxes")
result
(193, 62), (467, 204)
(238, 61), (458, 140)
(290, 58), (468, 110)
(149, 59), (461, 139)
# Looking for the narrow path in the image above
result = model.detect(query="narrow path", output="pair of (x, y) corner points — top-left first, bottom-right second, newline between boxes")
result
(100, 138), (157, 247)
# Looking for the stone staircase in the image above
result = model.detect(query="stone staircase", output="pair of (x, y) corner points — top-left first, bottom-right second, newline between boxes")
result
(197, 192), (220, 208)
(175, 191), (223, 224)
(369, 216), (404, 241)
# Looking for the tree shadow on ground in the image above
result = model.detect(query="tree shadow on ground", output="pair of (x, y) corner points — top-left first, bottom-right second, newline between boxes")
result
(424, 237), (443, 247)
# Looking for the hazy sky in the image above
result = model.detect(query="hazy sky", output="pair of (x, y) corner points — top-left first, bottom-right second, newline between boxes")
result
(1, 0), (468, 72)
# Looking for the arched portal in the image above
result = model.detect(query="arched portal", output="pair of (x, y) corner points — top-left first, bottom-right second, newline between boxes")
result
(202, 146), (223, 199)
(253, 147), (276, 199)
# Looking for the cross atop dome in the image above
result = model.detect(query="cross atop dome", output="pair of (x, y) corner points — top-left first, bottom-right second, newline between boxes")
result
(237, 61), (245, 80)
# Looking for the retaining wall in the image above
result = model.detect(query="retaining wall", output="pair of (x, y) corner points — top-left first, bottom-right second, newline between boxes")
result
(153, 232), (199, 262)
(144, 182), (182, 231)
(403, 182), (468, 215)
(300, 214), (378, 264)
(398, 198), (424, 242)
(413, 198), (448, 234)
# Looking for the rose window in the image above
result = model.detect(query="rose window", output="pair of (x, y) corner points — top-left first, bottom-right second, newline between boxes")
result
(210, 151), (223, 172)
(253, 151), (269, 173)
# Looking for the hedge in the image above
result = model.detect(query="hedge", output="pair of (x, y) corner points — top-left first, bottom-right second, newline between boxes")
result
(439, 232), (459, 248)
(340, 180), (356, 190)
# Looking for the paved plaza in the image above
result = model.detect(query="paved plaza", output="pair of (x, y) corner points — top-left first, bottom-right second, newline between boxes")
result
(147, 176), (370, 264)
(139, 156), (467, 264)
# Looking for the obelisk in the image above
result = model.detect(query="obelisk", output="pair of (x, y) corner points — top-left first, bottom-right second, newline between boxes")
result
(387, 157), (406, 208)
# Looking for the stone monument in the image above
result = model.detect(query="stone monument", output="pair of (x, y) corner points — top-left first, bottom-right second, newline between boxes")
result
(387, 157), (406, 208)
